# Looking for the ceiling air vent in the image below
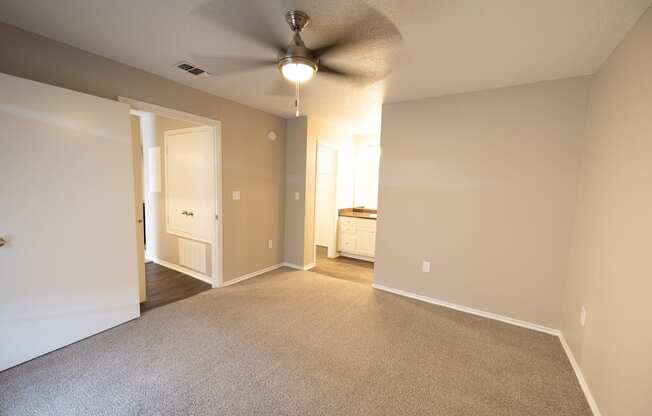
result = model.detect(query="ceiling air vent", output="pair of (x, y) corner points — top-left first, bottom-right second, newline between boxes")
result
(175, 61), (206, 76)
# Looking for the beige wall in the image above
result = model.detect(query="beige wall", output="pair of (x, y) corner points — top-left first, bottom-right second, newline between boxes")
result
(0, 22), (286, 282)
(562, 7), (652, 416)
(284, 116), (353, 267)
(284, 117), (309, 266)
(376, 77), (591, 329)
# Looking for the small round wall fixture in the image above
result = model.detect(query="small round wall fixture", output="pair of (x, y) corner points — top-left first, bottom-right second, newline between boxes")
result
(267, 130), (277, 141)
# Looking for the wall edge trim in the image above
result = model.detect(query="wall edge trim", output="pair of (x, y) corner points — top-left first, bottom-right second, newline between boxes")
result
(558, 332), (602, 416)
(221, 264), (283, 287)
(149, 257), (213, 285)
(371, 283), (560, 335)
(282, 262), (316, 271)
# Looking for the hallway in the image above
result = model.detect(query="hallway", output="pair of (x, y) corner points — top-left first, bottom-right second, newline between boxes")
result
(140, 262), (212, 312)
(310, 246), (374, 285)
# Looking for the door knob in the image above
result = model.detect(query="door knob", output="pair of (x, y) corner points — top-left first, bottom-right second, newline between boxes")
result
(0, 237), (6, 247)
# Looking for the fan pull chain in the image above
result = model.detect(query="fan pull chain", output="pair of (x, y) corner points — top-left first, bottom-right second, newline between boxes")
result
(295, 81), (300, 117)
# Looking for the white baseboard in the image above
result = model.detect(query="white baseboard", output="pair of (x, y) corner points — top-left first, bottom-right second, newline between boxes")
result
(282, 262), (316, 271)
(339, 252), (375, 263)
(150, 257), (213, 285)
(559, 333), (602, 416)
(222, 264), (282, 287)
(371, 283), (559, 336)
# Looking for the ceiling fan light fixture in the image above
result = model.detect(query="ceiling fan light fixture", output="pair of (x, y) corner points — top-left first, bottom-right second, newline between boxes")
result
(281, 62), (315, 83)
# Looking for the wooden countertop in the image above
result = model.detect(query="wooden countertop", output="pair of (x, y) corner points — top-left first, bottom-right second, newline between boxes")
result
(339, 208), (377, 220)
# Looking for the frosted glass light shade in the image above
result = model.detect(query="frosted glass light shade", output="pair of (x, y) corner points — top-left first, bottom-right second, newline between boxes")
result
(281, 63), (315, 83)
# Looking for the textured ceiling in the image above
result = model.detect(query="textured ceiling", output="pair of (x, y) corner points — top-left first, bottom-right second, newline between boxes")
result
(0, 0), (649, 133)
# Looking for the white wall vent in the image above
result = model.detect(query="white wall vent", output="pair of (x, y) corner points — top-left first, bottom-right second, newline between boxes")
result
(178, 238), (207, 274)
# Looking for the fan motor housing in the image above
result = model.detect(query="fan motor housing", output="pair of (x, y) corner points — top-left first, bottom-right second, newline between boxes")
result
(277, 45), (318, 73)
(277, 10), (318, 74)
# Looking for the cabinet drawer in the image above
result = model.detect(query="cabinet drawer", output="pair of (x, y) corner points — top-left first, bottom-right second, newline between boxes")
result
(339, 233), (356, 251)
(339, 217), (356, 233)
(356, 218), (376, 232)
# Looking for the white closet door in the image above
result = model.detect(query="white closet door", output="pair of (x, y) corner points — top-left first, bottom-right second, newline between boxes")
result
(0, 73), (140, 371)
(164, 127), (214, 243)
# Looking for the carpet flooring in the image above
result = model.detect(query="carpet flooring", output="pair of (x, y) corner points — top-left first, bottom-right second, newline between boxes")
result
(0, 268), (590, 415)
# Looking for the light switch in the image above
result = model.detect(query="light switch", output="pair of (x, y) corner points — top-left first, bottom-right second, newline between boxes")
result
(232, 191), (241, 200)
(268, 239), (273, 249)
(294, 191), (300, 201)
(422, 261), (431, 273)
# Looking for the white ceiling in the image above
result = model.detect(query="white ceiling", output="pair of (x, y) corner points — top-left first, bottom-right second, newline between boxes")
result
(0, 0), (649, 133)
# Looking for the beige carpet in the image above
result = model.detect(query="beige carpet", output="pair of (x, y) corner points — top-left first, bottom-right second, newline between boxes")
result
(0, 268), (590, 415)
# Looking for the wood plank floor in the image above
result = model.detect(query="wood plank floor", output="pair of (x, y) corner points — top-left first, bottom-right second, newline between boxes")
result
(310, 245), (374, 285)
(140, 262), (212, 312)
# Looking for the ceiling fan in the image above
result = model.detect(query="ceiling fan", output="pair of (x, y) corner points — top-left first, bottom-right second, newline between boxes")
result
(188, 1), (402, 116)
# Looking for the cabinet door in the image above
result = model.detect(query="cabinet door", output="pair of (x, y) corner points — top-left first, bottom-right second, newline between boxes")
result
(339, 217), (356, 234)
(356, 230), (376, 256)
(165, 126), (214, 243)
(339, 233), (357, 252)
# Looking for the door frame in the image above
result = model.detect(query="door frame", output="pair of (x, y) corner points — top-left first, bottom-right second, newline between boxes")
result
(118, 97), (224, 288)
(314, 141), (340, 259)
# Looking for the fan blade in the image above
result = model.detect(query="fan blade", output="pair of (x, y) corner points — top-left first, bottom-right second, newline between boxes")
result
(310, 3), (402, 60)
(266, 77), (316, 97)
(266, 78), (295, 97)
(318, 63), (387, 85)
(191, 0), (286, 53)
(189, 55), (276, 77)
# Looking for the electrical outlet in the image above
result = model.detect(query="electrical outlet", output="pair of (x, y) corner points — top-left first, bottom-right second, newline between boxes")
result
(580, 306), (587, 327)
(422, 261), (431, 273)
(294, 191), (300, 201)
(268, 239), (273, 249)
(232, 191), (241, 200)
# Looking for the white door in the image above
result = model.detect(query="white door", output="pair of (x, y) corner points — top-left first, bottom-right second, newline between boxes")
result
(0, 73), (140, 371)
(164, 127), (215, 243)
(315, 145), (338, 256)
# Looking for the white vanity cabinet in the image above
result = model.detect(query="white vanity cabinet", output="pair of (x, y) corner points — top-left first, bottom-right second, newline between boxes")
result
(338, 216), (376, 260)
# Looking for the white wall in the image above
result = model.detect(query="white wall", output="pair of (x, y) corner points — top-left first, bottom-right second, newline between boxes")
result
(335, 139), (356, 209)
(317, 133), (381, 211)
(353, 134), (381, 209)
(375, 77), (591, 329)
(315, 145), (338, 247)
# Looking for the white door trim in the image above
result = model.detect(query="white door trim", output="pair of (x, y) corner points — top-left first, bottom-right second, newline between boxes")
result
(118, 97), (224, 288)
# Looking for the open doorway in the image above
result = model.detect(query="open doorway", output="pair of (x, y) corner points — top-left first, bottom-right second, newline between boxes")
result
(122, 98), (223, 312)
(311, 135), (380, 285)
